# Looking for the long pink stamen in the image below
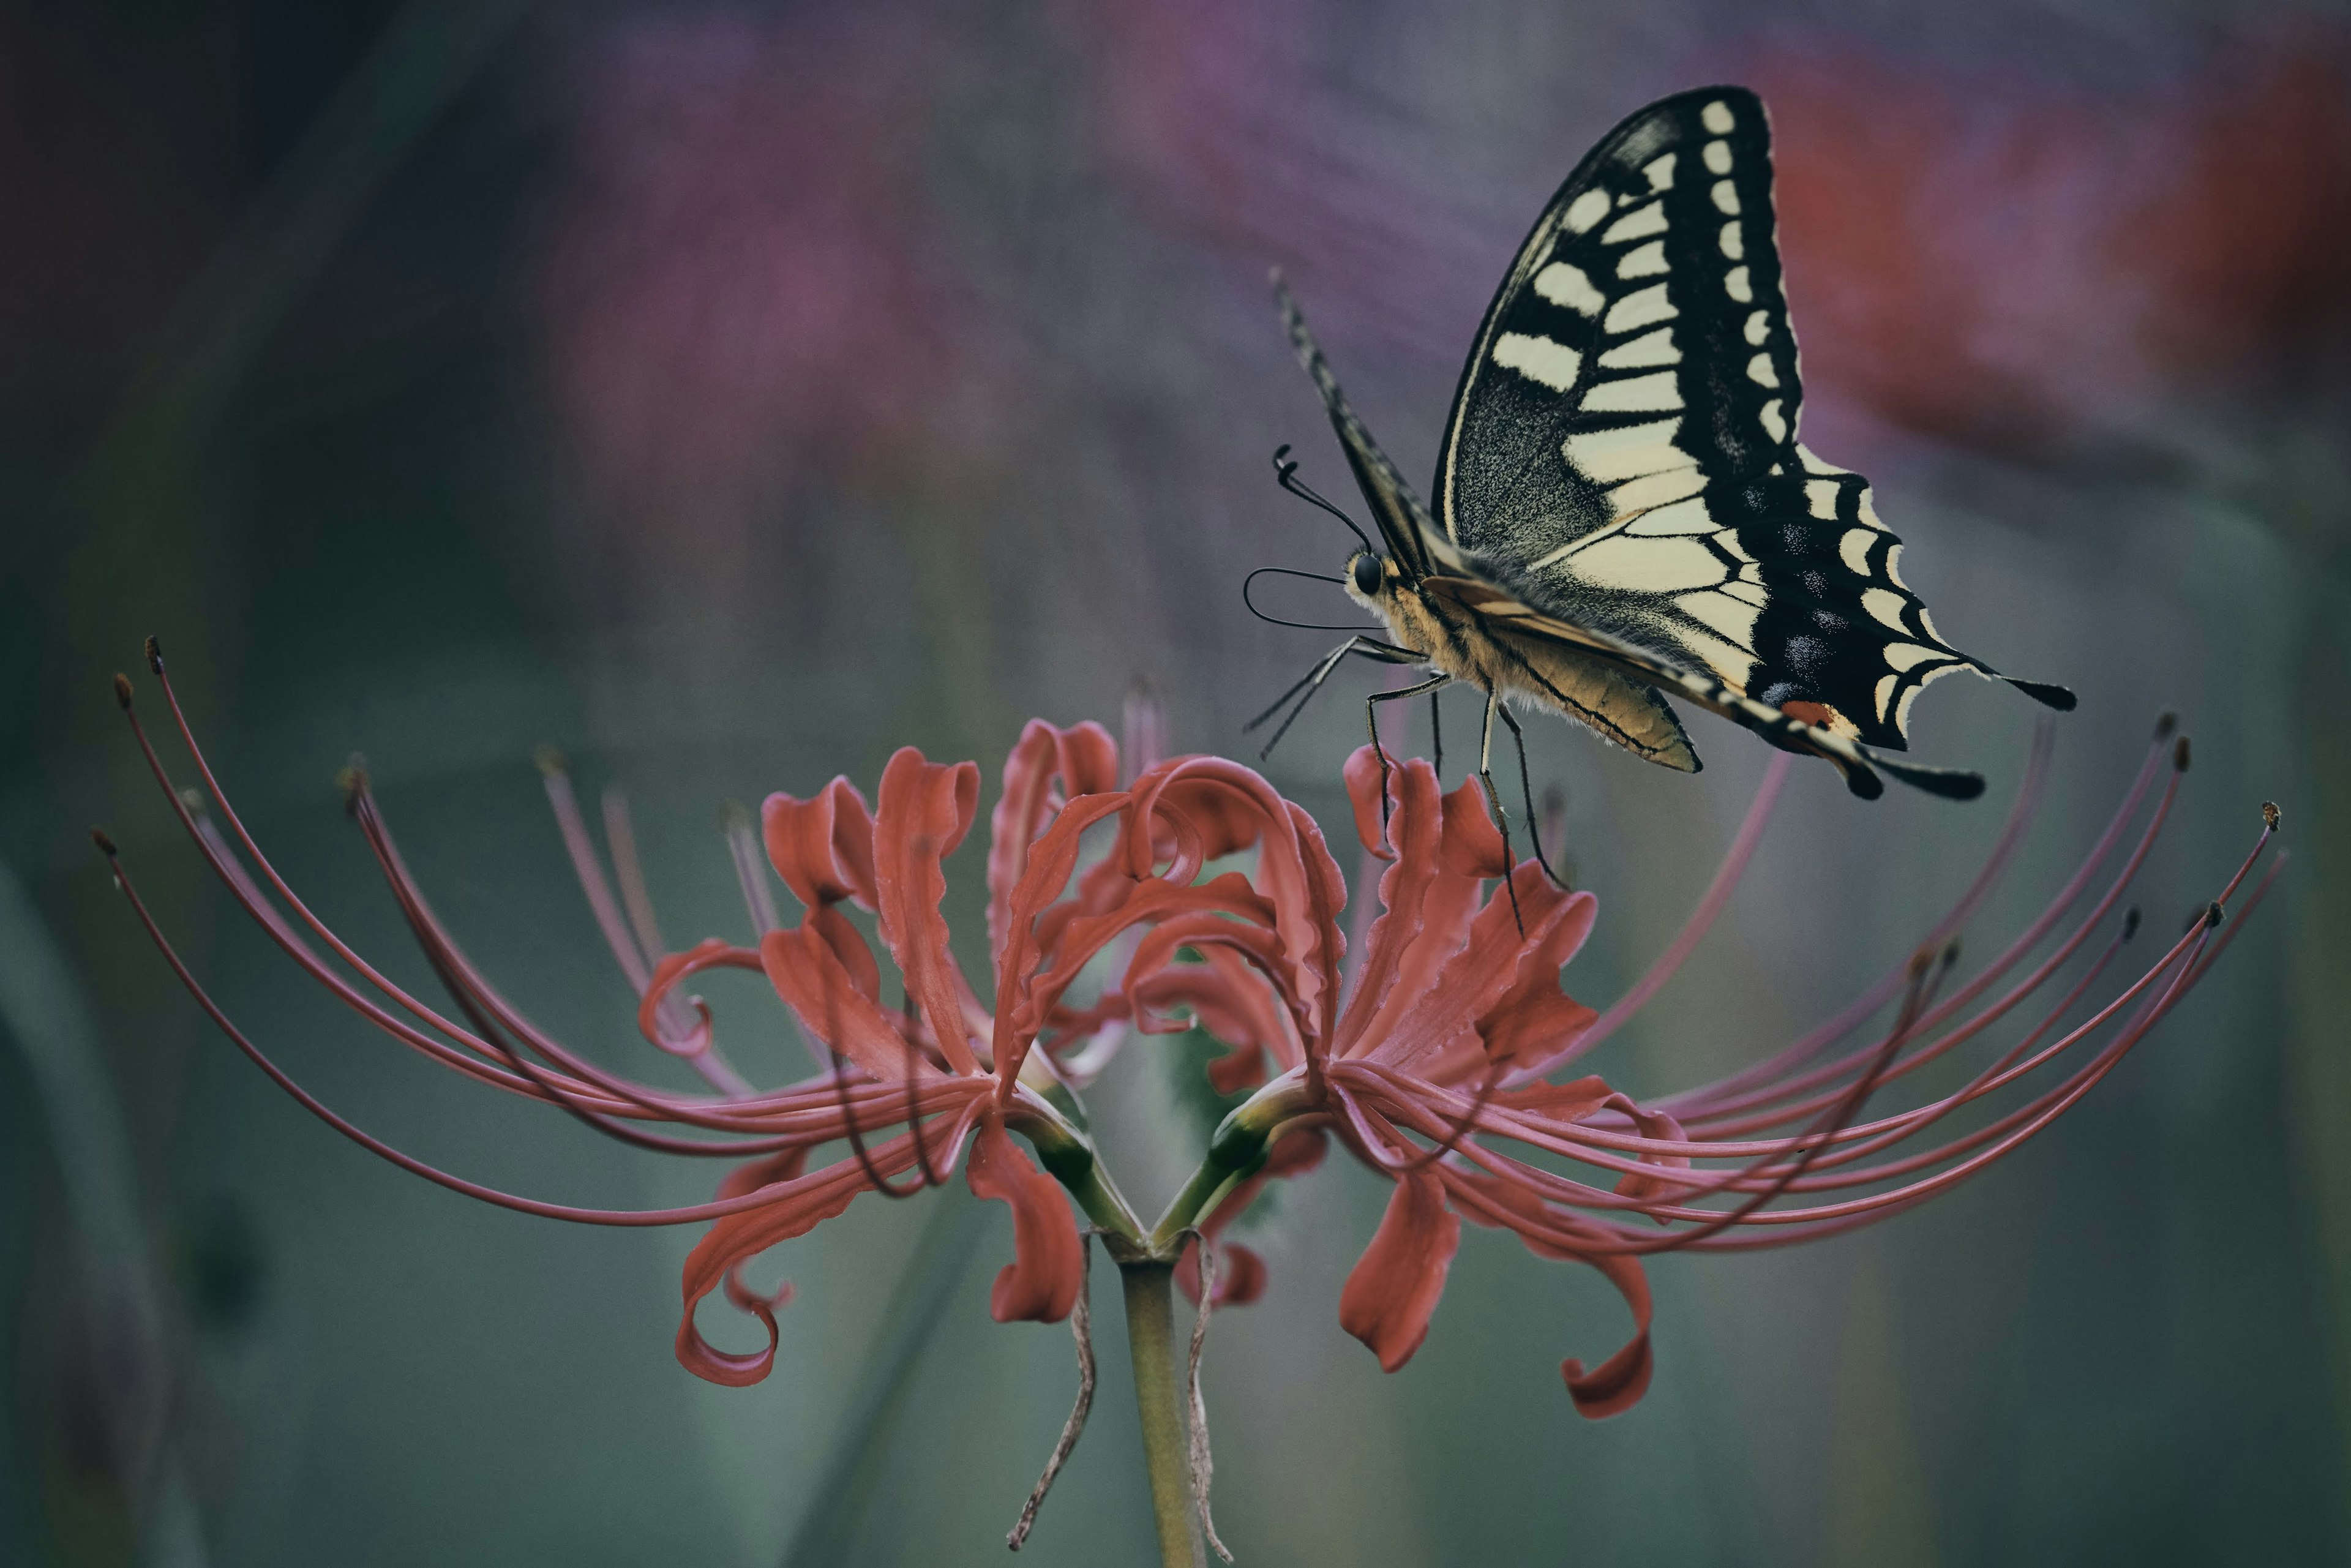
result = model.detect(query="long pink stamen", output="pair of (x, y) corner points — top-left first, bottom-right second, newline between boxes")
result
(1656, 719), (2154, 1116)
(100, 836), (988, 1225)
(1542, 751), (1793, 1071)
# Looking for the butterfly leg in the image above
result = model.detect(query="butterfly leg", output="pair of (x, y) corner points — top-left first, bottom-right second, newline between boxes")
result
(1429, 687), (1443, 780)
(1367, 672), (1450, 835)
(1495, 705), (1566, 888)
(1475, 685), (1528, 936)
(1245, 636), (1419, 761)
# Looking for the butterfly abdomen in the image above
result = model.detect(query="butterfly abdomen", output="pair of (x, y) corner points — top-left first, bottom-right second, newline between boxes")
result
(1349, 566), (1699, 770)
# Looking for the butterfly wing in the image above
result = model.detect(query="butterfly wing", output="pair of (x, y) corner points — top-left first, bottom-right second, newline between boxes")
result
(1434, 86), (2070, 753)
(1420, 574), (1987, 800)
(1276, 275), (1458, 580)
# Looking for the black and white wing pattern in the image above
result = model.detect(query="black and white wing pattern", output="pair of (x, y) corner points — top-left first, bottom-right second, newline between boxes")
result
(1434, 86), (2071, 751)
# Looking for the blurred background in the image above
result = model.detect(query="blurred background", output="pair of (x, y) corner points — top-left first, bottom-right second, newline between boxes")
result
(2, 1), (2345, 1562)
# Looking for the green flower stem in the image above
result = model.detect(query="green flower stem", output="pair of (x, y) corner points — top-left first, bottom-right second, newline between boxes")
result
(1119, 1261), (1205, 1568)
(1013, 1093), (1147, 1246)
(1147, 1071), (1321, 1251)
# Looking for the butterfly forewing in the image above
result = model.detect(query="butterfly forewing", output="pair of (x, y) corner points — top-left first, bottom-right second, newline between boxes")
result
(1434, 87), (2008, 752)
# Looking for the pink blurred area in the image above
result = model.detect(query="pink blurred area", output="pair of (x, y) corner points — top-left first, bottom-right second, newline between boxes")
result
(530, 10), (998, 622)
(1755, 37), (2351, 459)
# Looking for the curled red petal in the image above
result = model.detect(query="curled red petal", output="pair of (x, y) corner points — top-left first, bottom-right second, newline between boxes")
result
(1611, 1104), (1695, 1209)
(679, 1273), (783, 1387)
(809, 903), (882, 1005)
(1206, 1044), (1269, 1095)
(675, 1160), (866, 1386)
(1177, 1239), (1269, 1307)
(674, 1110), (986, 1387)
(716, 1146), (812, 1201)
(687, 1146), (816, 1385)
(1335, 757), (1449, 1052)
(760, 926), (922, 1082)
(1446, 1170), (1656, 1419)
(989, 790), (1133, 1089)
(639, 938), (763, 1051)
(987, 719), (1120, 970)
(1127, 758), (1349, 1042)
(1214, 1244), (1269, 1306)
(762, 776), (877, 911)
(1338, 1171), (1461, 1372)
(1561, 1248), (1654, 1419)
(1494, 1074), (1616, 1120)
(966, 1116), (1082, 1322)
(873, 748), (984, 1075)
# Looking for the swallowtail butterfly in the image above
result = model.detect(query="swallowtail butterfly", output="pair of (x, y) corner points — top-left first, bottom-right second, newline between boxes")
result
(1265, 85), (2073, 808)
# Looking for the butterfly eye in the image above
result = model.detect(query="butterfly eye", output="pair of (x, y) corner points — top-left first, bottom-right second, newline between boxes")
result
(1351, 555), (1383, 595)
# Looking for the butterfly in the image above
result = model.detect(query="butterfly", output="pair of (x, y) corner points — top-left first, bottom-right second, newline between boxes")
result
(1254, 84), (2073, 841)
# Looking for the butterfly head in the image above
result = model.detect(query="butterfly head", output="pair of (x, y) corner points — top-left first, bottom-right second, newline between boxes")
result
(1344, 549), (1400, 612)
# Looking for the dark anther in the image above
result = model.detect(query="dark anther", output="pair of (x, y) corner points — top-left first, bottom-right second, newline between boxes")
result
(337, 759), (370, 814)
(534, 745), (567, 778)
(2205, 900), (2224, 929)
(90, 826), (118, 858)
(2122, 906), (2142, 940)
(2173, 735), (2191, 771)
(112, 673), (133, 710)
(2154, 711), (2177, 740)
(144, 635), (163, 673)
(2261, 801), (2281, 832)
(1351, 554), (1382, 595)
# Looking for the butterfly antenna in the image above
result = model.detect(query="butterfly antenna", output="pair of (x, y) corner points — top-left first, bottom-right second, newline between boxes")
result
(1272, 445), (1376, 556)
(1242, 567), (1364, 632)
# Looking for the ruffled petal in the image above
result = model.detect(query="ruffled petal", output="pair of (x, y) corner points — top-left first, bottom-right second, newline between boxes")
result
(1338, 1171), (1461, 1372)
(1133, 943), (1304, 1091)
(1473, 888), (1600, 1077)
(675, 1109), (987, 1387)
(1127, 757), (1349, 1043)
(760, 925), (924, 1081)
(987, 719), (1119, 973)
(1335, 752), (1439, 1048)
(762, 777), (877, 911)
(1359, 871), (1586, 1078)
(989, 790), (1143, 1089)
(873, 748), (984, 1075)
(965, 1116), (1083, 1322)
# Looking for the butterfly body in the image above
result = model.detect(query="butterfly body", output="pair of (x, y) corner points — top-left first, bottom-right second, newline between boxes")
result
(1342, 551), (1701, 771)
(1270, 85), (2074, 806)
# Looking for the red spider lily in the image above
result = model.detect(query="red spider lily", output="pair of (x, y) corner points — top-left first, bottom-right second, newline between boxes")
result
(1165, 725), (2279, 1419)
(98, 640), (2280, 1465)
(98, 645), (1348, 1390)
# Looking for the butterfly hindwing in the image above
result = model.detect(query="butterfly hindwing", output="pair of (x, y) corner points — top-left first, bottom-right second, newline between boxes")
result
(1433, 87), (2061, 753)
